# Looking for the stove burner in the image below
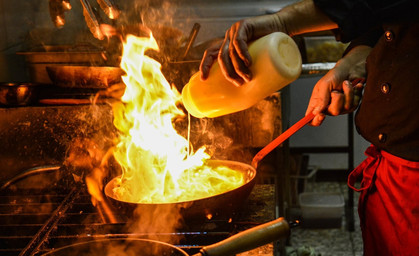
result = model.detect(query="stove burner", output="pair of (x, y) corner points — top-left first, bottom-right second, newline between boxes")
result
(0, 166), (270, 256)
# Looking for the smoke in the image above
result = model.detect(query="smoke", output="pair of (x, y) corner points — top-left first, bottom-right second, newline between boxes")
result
(128, 203), (187, 245)
(186, 117), (254, 164)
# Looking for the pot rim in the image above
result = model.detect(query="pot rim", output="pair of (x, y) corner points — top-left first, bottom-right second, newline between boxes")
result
(40, 238), (189, 256)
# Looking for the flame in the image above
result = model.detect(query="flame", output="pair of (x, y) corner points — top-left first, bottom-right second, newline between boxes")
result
(111, 33), (245, 204)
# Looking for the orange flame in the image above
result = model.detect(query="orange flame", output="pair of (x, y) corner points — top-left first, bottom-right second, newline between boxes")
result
(111, 33), (245, 204)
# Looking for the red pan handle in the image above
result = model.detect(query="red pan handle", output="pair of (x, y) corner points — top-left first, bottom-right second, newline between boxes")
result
(251, 112), (314, 168)
(251, 77), (365, 169)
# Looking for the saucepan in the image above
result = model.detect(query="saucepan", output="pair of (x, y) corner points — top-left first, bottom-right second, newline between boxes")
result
(104, 160), (257, 223)
(41, 217), (292, 256)
(0, 82), (40, 106)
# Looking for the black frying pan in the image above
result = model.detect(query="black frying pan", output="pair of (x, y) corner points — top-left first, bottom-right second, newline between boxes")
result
(104, 160), (257, 223)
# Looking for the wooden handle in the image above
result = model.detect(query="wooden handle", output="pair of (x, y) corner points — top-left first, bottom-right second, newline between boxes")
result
(193, 218), (289, 256)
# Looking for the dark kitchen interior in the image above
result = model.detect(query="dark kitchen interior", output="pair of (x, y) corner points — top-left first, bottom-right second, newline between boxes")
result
(0, 1), (368, 256)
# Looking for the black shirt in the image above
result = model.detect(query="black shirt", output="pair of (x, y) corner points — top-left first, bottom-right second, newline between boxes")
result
(313, 0), (419, 161)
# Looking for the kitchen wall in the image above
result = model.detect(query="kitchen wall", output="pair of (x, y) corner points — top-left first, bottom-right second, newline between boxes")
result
(0, 0), (292, 80)
(0, 0), (369, 169)
(0, 0), (87, 81)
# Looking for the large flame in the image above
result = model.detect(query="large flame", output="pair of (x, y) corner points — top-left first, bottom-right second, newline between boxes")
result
(111, 33), (245, 204)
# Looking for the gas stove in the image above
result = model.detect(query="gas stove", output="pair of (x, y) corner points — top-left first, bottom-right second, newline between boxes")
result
(0, 165), (277, 256)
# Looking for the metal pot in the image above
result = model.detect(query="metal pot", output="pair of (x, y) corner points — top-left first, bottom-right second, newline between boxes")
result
(41, 217), (291, 256)
(0, 82), (40, 106)
(46, 65), (124, 88)
(17, 44), (107, 84)
(104, 160), (257, 223)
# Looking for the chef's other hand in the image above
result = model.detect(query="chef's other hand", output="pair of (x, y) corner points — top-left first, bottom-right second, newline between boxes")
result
(306, 45), (372, 126)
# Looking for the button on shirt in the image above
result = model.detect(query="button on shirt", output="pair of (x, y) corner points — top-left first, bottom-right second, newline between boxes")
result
(314, 0), (419, 161)
(384, 30), (394, 41)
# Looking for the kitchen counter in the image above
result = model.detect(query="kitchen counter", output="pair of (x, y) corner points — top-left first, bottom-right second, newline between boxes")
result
(238, 184), (277, 255)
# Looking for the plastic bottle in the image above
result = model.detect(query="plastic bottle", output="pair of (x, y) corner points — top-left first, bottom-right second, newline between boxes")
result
(181, 32), (302, 118)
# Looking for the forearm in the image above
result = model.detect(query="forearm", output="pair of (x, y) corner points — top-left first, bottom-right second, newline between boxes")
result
(334, 45), (372, 81)
(237, 0), (337, 41)
(276, 0), (338, 36)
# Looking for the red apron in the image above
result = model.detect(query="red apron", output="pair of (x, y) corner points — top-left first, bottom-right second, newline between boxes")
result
(348, 145), (419, 256)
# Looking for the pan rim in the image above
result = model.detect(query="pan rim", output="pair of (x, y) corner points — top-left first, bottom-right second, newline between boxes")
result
(40, 237), (189, 256)
(104, 159), (257, 205)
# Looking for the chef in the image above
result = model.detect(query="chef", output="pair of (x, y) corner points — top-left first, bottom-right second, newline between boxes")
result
(199, 0), (419, 255)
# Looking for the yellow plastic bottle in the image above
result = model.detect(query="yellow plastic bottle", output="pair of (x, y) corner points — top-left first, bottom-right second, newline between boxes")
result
(181, 32), (302, 118)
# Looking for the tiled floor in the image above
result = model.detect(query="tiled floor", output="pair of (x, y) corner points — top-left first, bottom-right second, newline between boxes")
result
(237, 181), (363, 256)
(287, 181), (363, 256)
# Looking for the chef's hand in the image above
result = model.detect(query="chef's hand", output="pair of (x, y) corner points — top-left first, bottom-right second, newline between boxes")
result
(200, 14), (285, 87)
(306, 45), (372, 126)
(200, 0), (337, 87)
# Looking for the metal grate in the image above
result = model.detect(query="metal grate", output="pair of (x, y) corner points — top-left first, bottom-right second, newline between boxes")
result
(0, 166), (247, 256)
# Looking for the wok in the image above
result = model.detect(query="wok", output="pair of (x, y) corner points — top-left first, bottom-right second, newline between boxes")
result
(41, 217), (291, 256)
(104, 160), (257, 223)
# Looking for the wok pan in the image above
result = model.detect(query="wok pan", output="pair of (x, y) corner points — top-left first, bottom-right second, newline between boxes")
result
(104, 160), (257, 223)
(41, 217), (291, 256)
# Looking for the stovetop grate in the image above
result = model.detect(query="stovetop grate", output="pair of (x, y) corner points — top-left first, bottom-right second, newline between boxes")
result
(0, 166), (260, 256)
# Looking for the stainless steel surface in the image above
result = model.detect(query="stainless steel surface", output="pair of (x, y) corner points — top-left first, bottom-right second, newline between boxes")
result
(46, 65), (124, 88)
(17, 45), (106, 84)
(301, 62), (336, 75)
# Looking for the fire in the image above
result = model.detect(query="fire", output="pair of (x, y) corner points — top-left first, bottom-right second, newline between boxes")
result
(111, 33), (245, 204)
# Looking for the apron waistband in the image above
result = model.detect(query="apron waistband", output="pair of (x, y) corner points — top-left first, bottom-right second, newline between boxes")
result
(348, 145), (419, 192)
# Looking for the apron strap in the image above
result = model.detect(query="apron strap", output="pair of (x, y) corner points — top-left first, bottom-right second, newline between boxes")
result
(348, 145), (382, 192)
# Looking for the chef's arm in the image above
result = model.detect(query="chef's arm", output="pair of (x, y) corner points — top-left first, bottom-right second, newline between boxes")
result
(200, 0), (338, 85)
(305, 45), (372, 126)
(304, 27), (381, 126)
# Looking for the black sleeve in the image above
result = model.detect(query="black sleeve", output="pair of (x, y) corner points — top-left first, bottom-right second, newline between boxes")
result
(341, 27), (382, 56)
(313, 0), (380, 42)
(313, 0), (418, 43)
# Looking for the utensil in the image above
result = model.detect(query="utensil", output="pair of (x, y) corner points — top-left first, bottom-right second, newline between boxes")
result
(97, 0), (120, 19)
(180, 23), (201, 60)
(80, 0), (104, 40)
(251, 112), (315, 168)
(48, 0), (72, 28)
